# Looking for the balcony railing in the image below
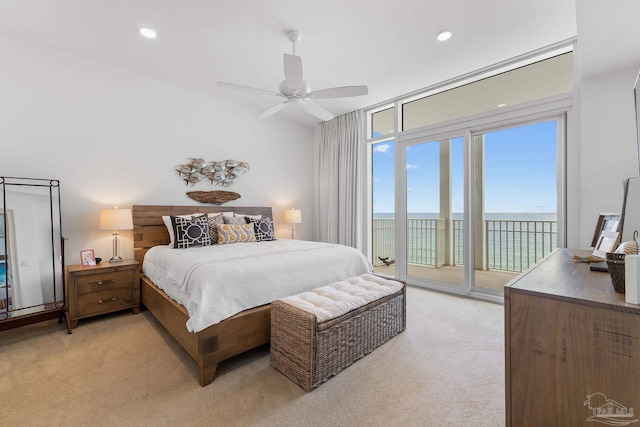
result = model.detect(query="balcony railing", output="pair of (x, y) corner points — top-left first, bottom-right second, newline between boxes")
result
(373, 217), (557, 273)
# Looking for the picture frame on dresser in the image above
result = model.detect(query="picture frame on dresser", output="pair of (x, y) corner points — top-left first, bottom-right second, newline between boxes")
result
(590, 213), (621, 248)
(592, 231), (620, 259)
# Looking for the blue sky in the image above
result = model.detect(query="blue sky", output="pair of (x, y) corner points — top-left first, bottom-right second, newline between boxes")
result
(372, 120), (557, 214)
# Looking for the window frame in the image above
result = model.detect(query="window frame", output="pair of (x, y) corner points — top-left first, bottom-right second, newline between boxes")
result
(364, 43), (574, 302)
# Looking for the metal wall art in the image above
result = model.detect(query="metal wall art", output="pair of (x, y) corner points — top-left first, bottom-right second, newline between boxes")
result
(175, 158), (249, 187)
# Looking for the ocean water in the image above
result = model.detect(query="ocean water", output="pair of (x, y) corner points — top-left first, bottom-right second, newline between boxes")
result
(372, 212), (558, 272)
(374, 212), (557, 221)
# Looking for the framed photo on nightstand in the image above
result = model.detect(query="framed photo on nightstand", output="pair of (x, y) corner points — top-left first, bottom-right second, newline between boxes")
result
(80, 249), (96, 266)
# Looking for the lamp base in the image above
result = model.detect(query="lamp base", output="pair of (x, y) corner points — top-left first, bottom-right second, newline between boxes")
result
(110, 233), (123, 263)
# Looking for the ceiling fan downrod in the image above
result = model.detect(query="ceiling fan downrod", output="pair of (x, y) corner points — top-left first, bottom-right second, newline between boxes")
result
(287, 30), (301, 56)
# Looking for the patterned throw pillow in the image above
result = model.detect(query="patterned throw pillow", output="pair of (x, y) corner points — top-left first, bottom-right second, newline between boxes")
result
(162, 213), (202, 246)
(171, 214), (211, 248)
(223, 215), (248, 225)
(216, 223), (257, 244)
(247, 217), (276, 242)
(207, 213), (225, 244)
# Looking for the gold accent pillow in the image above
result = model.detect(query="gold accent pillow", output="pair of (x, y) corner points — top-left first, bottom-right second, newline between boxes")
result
(216, 223), (257, 244)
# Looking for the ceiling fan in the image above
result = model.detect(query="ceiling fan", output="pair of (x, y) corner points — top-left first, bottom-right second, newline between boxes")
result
(217, 31), (368, 121)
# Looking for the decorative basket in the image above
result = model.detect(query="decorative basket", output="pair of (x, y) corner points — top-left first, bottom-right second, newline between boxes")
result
(606, 252), (626, 293)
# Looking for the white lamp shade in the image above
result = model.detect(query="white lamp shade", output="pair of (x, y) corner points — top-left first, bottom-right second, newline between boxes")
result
(99, 208), (133, 231)
(284, 209), (302, 224)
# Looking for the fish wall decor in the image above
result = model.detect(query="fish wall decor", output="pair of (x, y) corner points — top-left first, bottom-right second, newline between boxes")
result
(175, 158), (249, 187)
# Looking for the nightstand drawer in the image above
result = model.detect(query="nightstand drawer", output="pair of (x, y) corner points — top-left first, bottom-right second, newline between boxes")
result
(76, 269), (134, 295)
(76, 287), (135, 317)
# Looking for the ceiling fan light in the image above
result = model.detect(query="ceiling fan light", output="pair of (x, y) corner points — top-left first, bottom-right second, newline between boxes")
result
(139, 27), (157, 39)
(437, 31), (452, 42)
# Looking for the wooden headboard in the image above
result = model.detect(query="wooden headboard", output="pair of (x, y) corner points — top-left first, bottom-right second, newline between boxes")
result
(132, 205), (274, 264)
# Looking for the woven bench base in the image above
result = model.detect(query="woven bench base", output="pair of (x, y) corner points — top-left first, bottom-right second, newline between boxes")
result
(270, 282), (406, 391)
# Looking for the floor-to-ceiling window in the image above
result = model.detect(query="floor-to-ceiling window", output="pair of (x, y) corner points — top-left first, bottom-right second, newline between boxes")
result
(402, 135), (465, 289)
(370, 106), (397, 273)
(367, 47), (572, 300)
(471, 119), (561, 293)
(371, 138), (395, 268)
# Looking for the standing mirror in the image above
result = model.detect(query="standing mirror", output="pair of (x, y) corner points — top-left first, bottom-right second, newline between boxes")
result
(0, 177), (69, 332)
(620, 71), (640, 243)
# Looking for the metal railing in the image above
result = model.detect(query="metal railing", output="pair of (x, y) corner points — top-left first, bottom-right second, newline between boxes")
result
(484, 219), (557, 272)
(373, 217), (557, 273)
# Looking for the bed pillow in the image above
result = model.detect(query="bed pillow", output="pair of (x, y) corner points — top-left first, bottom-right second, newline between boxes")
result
(247, 217), (276, 242)
(206, 213), (225, 244)
(234, 213), (262, 220)
(162, 213), (203, 246)
(223, 215), (248, 225)
(171, 214), (212, 248)
(216, 223), (257, 244)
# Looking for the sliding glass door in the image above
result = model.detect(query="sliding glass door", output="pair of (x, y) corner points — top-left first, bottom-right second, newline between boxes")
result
(403, 136), (465, 288)
(471, 120), (560, 292)
(370, 115), (564, 298)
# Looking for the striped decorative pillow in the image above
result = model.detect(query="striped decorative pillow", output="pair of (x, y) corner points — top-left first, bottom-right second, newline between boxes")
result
(207, 213), (225, 243)
(216, 223), (257, 244)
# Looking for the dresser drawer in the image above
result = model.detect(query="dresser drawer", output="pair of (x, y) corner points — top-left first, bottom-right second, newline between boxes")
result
(76, 269), (134, 296)
(76, 287), (135, 317)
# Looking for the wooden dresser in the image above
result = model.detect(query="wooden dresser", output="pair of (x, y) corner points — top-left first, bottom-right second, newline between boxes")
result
(66, 259), (140, 330)
(505, 248), (640, 426)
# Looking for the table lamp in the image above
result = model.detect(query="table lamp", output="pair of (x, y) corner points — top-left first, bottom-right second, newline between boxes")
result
(284, 208), (302, 239)
(99, 207), (133, 263)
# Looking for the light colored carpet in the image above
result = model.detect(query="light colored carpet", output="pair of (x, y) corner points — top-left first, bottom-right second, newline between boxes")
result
(0, 286), (505, 427)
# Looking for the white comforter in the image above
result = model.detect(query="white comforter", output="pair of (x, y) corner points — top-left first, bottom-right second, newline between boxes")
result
(142, 239), (373, 332)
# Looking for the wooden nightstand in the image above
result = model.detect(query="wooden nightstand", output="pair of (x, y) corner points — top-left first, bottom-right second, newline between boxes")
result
(66, 259), (140, 330)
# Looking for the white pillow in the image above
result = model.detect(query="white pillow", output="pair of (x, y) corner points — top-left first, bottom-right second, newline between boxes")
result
(234, 213), (262, 220)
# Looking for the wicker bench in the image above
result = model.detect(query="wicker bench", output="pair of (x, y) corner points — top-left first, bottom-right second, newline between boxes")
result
(270, 273), (406, 391)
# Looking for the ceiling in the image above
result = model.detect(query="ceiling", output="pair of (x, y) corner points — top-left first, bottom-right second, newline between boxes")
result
(0, 0), (580, 127)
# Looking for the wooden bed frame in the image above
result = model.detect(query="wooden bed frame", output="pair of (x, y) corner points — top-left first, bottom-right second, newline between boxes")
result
(132, 205), (275, 386)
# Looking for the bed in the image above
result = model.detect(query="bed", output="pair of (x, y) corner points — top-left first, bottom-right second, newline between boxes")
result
(132, 205), (372, 386)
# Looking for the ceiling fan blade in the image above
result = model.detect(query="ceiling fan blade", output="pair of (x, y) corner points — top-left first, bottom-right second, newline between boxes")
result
(284, 54), (303, 87)
(217, 82), (284, 98)
(258, 101), (289, 119)
(300, 100), (334, 121)
(308, 85), (369, 99)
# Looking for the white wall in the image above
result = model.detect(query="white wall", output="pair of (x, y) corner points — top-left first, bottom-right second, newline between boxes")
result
(577, 67), (639, 247)
(0, 35), (315, 264)
(573, 0), (640, 248)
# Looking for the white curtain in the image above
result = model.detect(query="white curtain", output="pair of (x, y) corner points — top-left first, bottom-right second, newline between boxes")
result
(315, 110), (364, 249)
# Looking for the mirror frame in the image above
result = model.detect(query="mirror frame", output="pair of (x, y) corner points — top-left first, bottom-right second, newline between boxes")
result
(0, 176), (70, 333)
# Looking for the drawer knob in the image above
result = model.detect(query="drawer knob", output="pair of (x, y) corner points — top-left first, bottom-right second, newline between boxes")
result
(98, 299), (103, 304)
(111, 297), (116, 301)
(98, 281), (103, 285)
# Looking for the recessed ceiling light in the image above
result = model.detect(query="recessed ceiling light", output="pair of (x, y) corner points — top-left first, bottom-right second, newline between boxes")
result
(497, 103), (507, 108)
(139, 27), (157, 39)
(437, 31), (452, 42)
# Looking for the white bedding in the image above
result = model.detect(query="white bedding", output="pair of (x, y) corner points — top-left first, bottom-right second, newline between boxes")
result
(142, 239), (373, 332)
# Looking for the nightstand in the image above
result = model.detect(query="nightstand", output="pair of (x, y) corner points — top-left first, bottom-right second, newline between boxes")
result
(66, 259), (140, 330)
